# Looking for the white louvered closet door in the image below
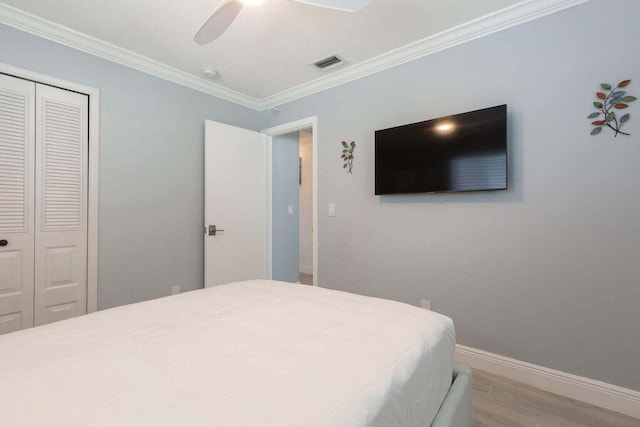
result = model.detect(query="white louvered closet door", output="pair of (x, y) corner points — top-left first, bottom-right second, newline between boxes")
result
(0, 74), (35, 334)
(34, 84), (88, 326)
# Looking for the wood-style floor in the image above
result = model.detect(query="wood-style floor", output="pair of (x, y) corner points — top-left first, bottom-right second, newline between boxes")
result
(472, 369), (639, 427)
(299, 273), (313, 285)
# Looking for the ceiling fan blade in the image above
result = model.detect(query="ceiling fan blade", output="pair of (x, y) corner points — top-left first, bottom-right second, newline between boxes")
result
(194, 0), (244, 45)
(291, 0), (370, 12)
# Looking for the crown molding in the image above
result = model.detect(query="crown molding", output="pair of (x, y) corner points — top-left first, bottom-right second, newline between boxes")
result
(0, 0), (590, 112)
(0, 3), (262, 110)
(260, 0), (591, 110)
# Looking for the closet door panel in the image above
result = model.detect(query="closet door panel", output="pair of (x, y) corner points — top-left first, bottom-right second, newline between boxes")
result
(0, 74), (35, 335)
(0, 250), (29, 334)
(34, 84), (88, 326)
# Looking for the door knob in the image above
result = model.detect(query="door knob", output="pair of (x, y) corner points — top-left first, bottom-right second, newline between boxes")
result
(0, 239), (7, 247)
(208, 225), (225, 236)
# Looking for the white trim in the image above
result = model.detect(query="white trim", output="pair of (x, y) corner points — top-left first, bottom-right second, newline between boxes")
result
(86, 82), (99, 313)
(261, 0), (590, 109)
(0, 63), (100, 313)
(262, 117), (318, 287)
(456, 344), (640, 419)
(266, 135), (273, 281)
(0, 0), (590, 111)
(0, 3), (260, 110)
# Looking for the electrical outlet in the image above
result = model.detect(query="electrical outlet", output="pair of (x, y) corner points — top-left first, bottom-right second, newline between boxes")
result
(171, 286), (181, 295)
(420, 299), (431, 310)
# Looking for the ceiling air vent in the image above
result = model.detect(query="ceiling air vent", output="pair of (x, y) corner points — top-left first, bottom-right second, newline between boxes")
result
(313, 55), (344, 71)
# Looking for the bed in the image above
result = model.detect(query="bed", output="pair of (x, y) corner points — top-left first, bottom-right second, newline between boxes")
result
(0, 280), (472, 426)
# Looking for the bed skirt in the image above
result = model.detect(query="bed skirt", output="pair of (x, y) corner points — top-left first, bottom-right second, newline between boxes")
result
(431, 364), (474, 427)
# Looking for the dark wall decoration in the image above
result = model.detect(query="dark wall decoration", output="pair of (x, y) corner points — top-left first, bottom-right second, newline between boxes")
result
(588, 79), (636, 136)
(341, 141), (356, 173)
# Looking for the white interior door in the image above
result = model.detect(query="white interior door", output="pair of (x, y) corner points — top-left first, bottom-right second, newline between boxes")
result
(204, 120), (268, 287)
(0, 74), (35, 334)
(34, 84), (88, 326)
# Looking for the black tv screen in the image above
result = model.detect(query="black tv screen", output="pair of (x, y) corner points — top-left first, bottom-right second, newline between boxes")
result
(375, 105), (507, 195)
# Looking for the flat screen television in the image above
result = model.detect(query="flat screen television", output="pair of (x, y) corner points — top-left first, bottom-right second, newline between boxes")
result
(375, 105), (507, 195)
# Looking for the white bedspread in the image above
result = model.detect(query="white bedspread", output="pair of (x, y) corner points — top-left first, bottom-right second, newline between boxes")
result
(0, 280), (455, 427)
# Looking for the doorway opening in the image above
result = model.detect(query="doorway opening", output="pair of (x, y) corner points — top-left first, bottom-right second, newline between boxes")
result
(263, 117), (318, 287)
(298, 129), (313, 285)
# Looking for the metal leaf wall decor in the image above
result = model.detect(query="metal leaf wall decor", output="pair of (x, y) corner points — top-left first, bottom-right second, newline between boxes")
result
(588, 79), (635, 136)
(341, 141), (356, 173)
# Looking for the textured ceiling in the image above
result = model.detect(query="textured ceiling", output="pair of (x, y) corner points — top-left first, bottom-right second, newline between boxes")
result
(2, 0), (523, 100)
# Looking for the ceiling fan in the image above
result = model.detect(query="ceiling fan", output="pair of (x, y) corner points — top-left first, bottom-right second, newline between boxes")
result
(194, 0), (371, 44)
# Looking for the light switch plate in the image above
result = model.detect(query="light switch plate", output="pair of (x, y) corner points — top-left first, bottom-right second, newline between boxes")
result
(288, 205), (294, 215)
(328, 203), (336, 217)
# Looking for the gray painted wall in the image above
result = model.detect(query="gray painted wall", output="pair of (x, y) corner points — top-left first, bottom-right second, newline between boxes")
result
(271, 133), (300, 282)
(0, 24), (260, 309)
(261, 0), (640, 391)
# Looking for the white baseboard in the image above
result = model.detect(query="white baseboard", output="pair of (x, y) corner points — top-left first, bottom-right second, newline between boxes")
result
(299, 264), (313, 275)
(455, 345), (640, 419)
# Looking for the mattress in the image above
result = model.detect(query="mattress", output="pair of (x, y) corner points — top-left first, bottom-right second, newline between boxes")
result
(0, 280), (455, 427)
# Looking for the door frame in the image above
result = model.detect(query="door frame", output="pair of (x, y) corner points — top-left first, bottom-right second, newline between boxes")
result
(0, 63), (100, 312)
(262, 117), (318, 286)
